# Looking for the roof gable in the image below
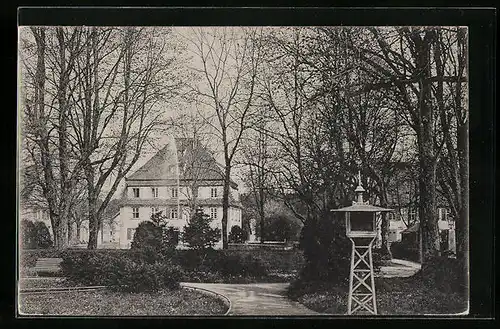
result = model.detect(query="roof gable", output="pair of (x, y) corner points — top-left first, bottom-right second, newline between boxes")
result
(127, 138), (228, 183)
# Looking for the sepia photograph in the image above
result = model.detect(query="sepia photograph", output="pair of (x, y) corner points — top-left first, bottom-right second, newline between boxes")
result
(17, 21), (472, 317)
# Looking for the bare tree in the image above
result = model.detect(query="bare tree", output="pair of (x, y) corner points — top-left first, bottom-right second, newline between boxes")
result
(187, 27), (265, 249)
(67, 27), (181, 249)
(20, 27), (87, 248)
(355, 26), (467, 269)
(239, 117), (275, 243)
(433, 27), (468, 262)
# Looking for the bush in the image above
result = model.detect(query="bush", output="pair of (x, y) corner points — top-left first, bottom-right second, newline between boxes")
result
(131, 221), (162, 251)
(298, 213), (351, 285)
(263, 215), (302, 242)
(417, 256), (467, 294)
(391, 241), (420, 262)
(215, 253), (268, 278)
(182, 209), (221, 251)
(228, 225), (247, 243)
(130, 212), (179, 263)
(20, 220), (53, 249)
(60, 251), (182, 292)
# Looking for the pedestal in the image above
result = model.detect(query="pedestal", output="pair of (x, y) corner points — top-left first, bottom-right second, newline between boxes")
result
(347, 237), (377, 315)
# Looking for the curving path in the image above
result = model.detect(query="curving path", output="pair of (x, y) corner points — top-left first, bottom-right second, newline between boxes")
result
(180, 282), (320, 316)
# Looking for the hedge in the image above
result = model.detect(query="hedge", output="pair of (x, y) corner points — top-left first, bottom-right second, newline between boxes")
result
(60, 251), (182, 292)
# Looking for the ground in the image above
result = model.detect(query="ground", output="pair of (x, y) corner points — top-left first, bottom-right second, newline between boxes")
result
(181, 282), (318, 316)
(18, 288), (228, 316)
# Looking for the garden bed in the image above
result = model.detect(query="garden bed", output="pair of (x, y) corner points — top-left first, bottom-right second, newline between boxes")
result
(288, 276), (468, 315)
(19, 288), (228, 316)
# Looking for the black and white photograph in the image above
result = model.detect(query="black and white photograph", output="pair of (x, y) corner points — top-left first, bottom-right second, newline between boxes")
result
(16, 14), (479, 317)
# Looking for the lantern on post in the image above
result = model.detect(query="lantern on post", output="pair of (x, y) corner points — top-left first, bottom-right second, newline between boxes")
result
(331, 171), (393, 315)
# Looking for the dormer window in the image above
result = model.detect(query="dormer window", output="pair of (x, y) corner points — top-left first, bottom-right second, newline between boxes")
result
(132, 188), (140, 198)
(211, 187), (218, 198)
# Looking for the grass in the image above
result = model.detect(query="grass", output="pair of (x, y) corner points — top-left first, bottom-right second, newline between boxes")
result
(18, 288), (228, 316)
(19, 277), (71, 290)
(288, 276), (468, 315)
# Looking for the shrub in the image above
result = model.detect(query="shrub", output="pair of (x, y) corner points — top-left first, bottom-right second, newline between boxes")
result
(182, 209), (221, 251)
(215, 253), (268, 278)
(20, 220), (53, 249)
(131, 221), (163, 251)
(131, 212), (178, 262)
(33, 222), (54, 249)
(20, 220), (36, 249)
(263, 215), (302, 242)
(60, 251), (182, 292)
(228, 225), (247, 243)
(417, 256), (467, 294)
(391, 241), (420, 262)
(298, 213), (351, 286)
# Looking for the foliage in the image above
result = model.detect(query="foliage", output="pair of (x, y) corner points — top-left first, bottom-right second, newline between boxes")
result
(259, 215), (302, 242)
(131, 221), (163, 252)
(182, 209), (221, 251)
(228, 225), (247, 243)
(60, 251), (183, 292)
(288, 275), (467, 315)
(20, 220), (53, 249)
(20, 219), (36, 249)
(415, 255), (467, 294)
(215, 253), (268, 278)
(391, 241), (420, 263)
(298, 213), (351, 285)
(130, 212), (178, 262)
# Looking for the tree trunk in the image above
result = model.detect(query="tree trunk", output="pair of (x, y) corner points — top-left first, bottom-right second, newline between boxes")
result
(86, 166), (99, 249)
(414, 30), (440, 270)
(87, 205), (99, 250)
(259, 186), (265, 244)
(67, 220), (73, 244)
(456, 121), (468, 262)
(379, 197), (392, 259)
(221, 165), (231, 249)
(76, 221), (81, 243)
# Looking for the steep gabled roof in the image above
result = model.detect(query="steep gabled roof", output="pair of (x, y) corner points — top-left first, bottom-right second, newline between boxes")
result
(127, 138), (236, 188)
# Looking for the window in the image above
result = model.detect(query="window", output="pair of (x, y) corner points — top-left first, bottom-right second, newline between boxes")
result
(211, 187), (218, 198)
(409, 209), (417, 222)
(210, 207), (218, 219)
(387, 212), (395, 221)
(132, 207), (139, 219)
(439, 208), (450, 221)
(171, 187), (178, 198)
(151, 207), (160, 216)
(170, 208), (178, 219)
(151, 187), (158, 198)
(127, 228), (136, 240)
(132, 188), (140, 198)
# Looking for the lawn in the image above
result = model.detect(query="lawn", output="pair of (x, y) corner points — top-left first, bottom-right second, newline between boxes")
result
(19, 277), (71, 290)
(18, 289), (228, 316)
(288, 276), (468, 315)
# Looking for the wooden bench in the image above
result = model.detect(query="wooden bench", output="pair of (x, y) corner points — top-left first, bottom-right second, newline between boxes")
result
(33, 258), (63, 276)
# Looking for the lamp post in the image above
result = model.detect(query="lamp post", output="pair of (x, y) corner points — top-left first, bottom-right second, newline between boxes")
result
(331, 172), (393, 315)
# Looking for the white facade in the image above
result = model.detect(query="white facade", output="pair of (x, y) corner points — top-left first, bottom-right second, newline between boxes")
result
(117, 137), (242, 249)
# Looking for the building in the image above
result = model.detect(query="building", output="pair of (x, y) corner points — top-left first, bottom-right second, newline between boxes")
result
(117, 137), (242, 249)
(373, 161), (456, 253)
